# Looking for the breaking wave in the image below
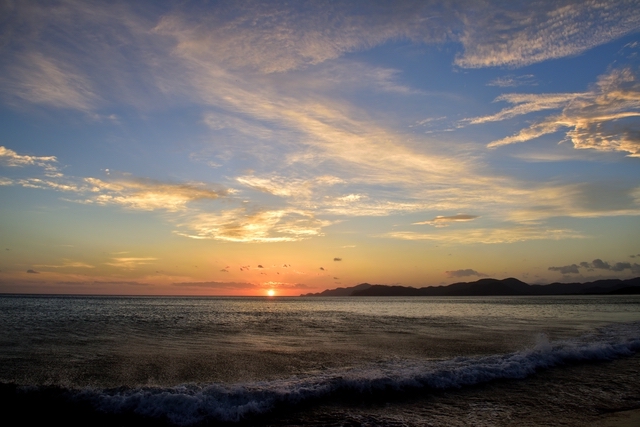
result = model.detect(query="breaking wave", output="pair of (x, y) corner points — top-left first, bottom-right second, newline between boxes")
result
(11, 322), (640, 425)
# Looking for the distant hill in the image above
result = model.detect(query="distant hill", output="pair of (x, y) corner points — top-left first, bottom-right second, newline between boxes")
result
(301, 283), (372, 296)
(302, 277), (640, 297)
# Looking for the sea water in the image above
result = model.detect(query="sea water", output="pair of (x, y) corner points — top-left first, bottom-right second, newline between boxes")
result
(1, 294), (639, 425)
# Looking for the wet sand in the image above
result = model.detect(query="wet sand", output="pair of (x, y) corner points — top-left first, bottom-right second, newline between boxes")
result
(259, 354), (640, 427)
(595, 409), (640, 427)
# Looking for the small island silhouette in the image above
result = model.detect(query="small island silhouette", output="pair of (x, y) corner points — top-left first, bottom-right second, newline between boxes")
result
(302, 277), (640, 297)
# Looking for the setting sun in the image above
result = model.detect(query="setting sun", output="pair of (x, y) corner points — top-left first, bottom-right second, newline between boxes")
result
(267, 289), (275, 297)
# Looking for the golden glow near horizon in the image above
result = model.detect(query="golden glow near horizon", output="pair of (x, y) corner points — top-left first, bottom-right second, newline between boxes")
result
(1, 1), (639, 296)
(267, 289), (276, 297)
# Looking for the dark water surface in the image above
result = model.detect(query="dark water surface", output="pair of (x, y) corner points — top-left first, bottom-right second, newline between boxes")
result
(1, 295), (639, 425)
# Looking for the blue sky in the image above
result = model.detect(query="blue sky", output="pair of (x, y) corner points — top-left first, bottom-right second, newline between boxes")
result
(1, 0), (639, 295)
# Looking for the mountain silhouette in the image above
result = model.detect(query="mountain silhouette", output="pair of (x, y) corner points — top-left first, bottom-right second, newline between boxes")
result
(302, 277), (640, 297)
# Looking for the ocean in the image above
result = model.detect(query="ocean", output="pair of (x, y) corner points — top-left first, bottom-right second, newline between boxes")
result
(1, 294), (639, 426)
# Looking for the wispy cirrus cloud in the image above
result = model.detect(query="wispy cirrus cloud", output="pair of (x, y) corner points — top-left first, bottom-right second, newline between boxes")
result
(1, 143), (231, 211)
(0, 0), (170, 112)
(414, 214), (478, 227)
(0, 146), (60, 177)
(172, 281), (258, 290)
(172, 281), (310, 290)
(455, 0), (640, 68)
(34, 260), (95, 269)
(158, 1), (640, 74)
(1, 52), (99, 111)
(175, 208), (330, 242)
(82, 177), (229, 211)
(105, 257), (157, 269)
(506, 181), (640, 222)
(0, 146), (57, 167)
(154, 1), (452, 74)
(469, 68), (640, 157)
(487, 74), (537, 88)
(385, 226), (584, 244)
(261, 282), (311, 290)
(464, 93), (580, 125)
(236, 174), (343, 199)
(15, 178), (84, 192)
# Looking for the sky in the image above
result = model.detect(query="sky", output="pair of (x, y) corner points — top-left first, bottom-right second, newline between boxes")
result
(1, 0), (640, 296)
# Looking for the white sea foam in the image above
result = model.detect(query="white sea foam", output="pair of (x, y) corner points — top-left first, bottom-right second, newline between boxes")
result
(84, 322), (640, 425)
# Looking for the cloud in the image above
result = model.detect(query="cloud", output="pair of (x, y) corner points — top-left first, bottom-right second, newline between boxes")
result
(158, 1), (640, 75)
(333, 258), (342, 261)
(26, 269), (40, 274)
(34, 260), (95, 269)
(56, 280), (152, 287)
(558, 258), (640, 274)
(236, 174), (343, 199)
(176, 208), (329, 242)
(414, 214), (478, 227)
(172, 280), (309, 291)
(105, 257), (157, 269)
(262, 281), (311, 290)
(507, 182), (640, 222)
(548, 264), (580, 274)
(82, 177), (229, 211)
(0, 146), (59, 177)
(15, 178), (84, 192)
(0, 146), (58, 168)
(385, 225), (584, 244)
(0, 0), (166, 112)
(173, 281), (258, 289)
(580, 259), (640, 272)
(2, 146), (231, 213)
(470, 68), (640, 157)
(487, 74), (537, 88)
(455, 1), (640, 68)
(154, 1), (453, 74)
(299, 60), (424, 95)
(612, 262), (633, 271)
(1, 52), (98, 111)
(590, 258), (612, 270)
(465, 93), (579, 125)
(445, 269), (487, 278)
